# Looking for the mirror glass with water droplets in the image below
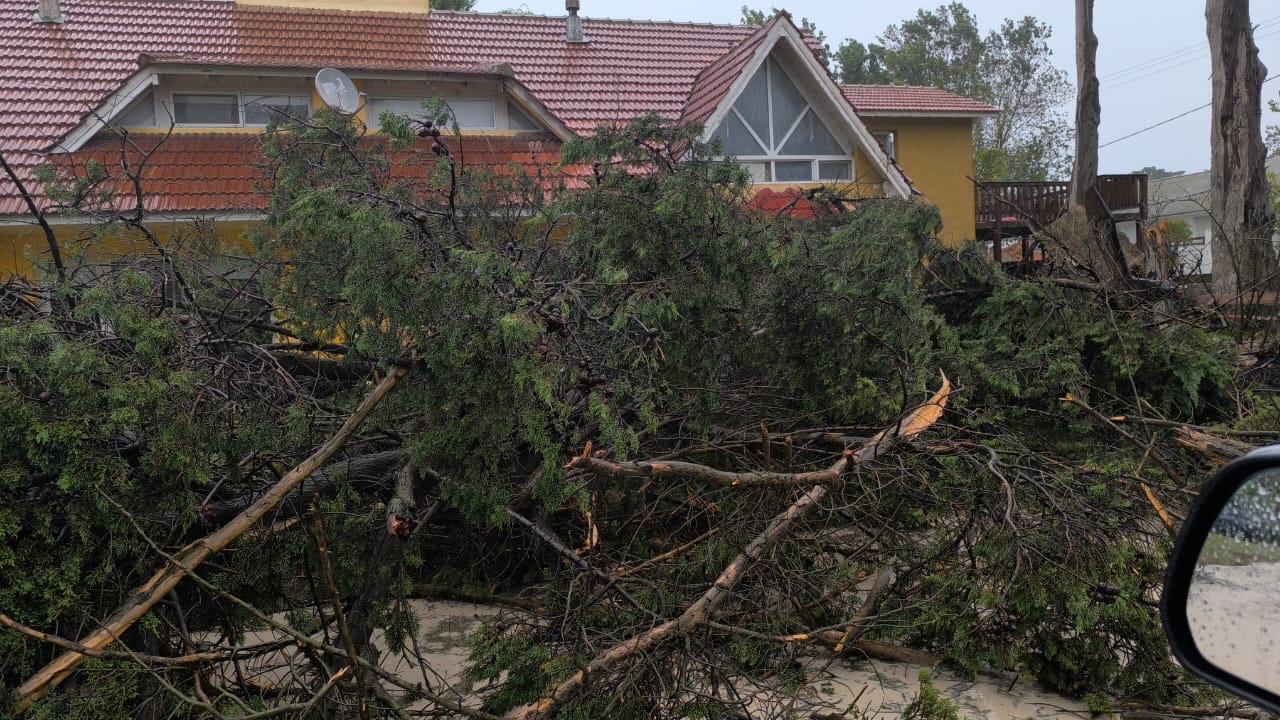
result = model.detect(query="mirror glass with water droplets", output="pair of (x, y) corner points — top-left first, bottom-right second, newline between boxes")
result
(1188, 467), (1280, 690)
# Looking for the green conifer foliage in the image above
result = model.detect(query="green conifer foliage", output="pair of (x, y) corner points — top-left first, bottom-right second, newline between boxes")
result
(0, 105), (1255, 717)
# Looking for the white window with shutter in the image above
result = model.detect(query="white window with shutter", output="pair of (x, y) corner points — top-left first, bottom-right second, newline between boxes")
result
(169, 92), (310, 127)
(367, 97), (497, 130)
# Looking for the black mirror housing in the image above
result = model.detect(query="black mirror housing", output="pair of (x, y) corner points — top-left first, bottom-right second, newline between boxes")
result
(1162, 444), (1280, 714)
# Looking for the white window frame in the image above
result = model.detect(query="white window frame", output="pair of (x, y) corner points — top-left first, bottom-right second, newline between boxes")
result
(168, 91), (311, 128)
(112, 91), (159, 128)
(242, 94), (312, 127)
(367, 96), (500, 130)
(170, 92), (244, 127)
(873, 131), (897, 160)
(734, 156), (853, 183)
(716, 56), (853, 183)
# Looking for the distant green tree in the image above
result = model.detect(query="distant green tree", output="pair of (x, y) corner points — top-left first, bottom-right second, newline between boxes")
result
(740, 6), (828, 63)
(1166, 218), (1195, 246)
(431, 0), (476, 10)
(1134, 166), (1186, 179)
(833, 39), (889, 85)
(861, 2), (987, 98)
(834, 3), (1072, 181)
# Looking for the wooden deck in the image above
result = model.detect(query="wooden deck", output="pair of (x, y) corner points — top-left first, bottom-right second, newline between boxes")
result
(975, 173), (1148, 265)
(976, 174), (1148, 233)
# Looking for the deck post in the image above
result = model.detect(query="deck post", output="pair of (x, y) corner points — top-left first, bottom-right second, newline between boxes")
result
(994, 212), (1004, 264)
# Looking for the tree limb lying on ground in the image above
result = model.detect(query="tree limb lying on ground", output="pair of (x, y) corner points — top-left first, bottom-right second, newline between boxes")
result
(506, 374), (951, 719)
(1, 112), (1275, 719)
(11, 365), (407, 713)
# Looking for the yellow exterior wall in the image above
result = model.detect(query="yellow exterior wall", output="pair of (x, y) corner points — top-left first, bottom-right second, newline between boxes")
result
(0, 220), (256, 279)
(235, 0), (429, 13)
(861, 116), (978, 247)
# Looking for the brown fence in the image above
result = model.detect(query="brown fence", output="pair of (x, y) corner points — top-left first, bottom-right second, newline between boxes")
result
(976, 174), (1148, 229)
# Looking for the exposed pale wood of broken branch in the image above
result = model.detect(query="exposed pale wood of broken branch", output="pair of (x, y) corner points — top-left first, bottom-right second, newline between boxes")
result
(1061, 394), (1183, 484)
(12, 366), (407, 714)
(568, 374), (949, 489)
(1173, 426), (1254, 463)
(1140, 483), (1175, 536)
(833, 570), (892, 654)
(504, 372), (952, 720)
(0, 614), (287, 667)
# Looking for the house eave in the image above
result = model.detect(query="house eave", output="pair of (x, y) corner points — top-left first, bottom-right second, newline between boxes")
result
(0, 211), (267, 228)
(53, 62), (577, 153)
(855, 110), (999, 119)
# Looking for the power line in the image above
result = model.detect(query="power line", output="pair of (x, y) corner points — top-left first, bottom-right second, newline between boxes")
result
(1099, 73), (1280, 149)
(1101, 25), (1280, 91)
(1102, 52), (1210, 90)
(1098, 13), (1280, 83)
(1101, 26), (1280, 90)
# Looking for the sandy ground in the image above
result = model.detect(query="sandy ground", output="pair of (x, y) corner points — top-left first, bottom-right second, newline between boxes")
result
(215, 600), (1096, 718)
(1187, 561), (1280, 691)
(340, 601), (1090, 719)
(816, 662), (1089, 720)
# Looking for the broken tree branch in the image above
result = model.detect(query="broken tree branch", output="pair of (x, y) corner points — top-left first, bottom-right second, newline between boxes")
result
(0, 614), (288, 667)
(504, 372), (952, 720)
(309, 507), (372, 720)
(1173, 426), (1254, 463)
(12, 365), (407, 714)
(1062, 393), (1183, 484)
(610, 527), (721, 579)
(832, 570), (892, 654)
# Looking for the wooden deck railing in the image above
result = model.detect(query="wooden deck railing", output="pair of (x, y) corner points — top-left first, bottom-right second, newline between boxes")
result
(976, 173), (1148, 229)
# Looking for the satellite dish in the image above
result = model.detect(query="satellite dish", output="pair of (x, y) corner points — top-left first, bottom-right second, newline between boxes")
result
(315, 68), (360, 114)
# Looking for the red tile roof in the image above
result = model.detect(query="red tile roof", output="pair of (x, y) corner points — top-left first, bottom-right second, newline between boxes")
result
(681, 19), (774, 128)
(0, 0), (765, 158)
(0, 1), (981, 217)
(0, 132), (582, 216)
(841, 85), (999, 116)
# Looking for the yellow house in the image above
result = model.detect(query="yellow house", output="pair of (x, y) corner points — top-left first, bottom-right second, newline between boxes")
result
(0, 0), (997, 276)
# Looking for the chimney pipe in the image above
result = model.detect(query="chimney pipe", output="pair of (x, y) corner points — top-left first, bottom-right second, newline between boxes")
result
(565, 0), (586, 44)
(33, 0), (64, 23)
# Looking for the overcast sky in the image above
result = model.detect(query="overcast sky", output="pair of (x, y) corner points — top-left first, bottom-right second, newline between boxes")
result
(476, 0), (1280, 176)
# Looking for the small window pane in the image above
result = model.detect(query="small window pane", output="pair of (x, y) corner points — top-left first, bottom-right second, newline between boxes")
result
(775, 161), (813, 182)
(447, 98), (495, 128)
(173, 94), (239, 125)
(244, 95), (310, 125)
(711, 112), (766, 156)
(508, 100), (541, 131)
(768, 57), (807, 147)
(368, 98), (426, 129)
(741, 161), (770, 182)
(780, 109), (844, 155)
(732, 65), (770, 143)
(819, 160), (852, 181)
(116, 92), (156, 127)
(875, 131), (896, 159)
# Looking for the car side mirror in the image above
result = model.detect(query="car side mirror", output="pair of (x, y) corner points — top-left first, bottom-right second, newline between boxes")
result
(1162, 445), (1280, 713)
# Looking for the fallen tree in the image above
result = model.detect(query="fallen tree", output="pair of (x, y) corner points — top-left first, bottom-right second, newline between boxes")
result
(0, 110), (1274, 719)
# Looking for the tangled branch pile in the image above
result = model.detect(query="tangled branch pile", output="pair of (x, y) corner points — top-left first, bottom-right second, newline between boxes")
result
(1, 110), (1277, 719)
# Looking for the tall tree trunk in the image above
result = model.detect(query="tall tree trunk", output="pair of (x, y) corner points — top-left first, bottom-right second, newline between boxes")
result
(1070, 0), (1102, 220)
(1207, 0), (1278, 302)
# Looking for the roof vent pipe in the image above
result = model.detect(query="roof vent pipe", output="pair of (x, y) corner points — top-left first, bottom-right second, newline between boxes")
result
(566, 0), (587, 44)
(33, 0), (64, 23)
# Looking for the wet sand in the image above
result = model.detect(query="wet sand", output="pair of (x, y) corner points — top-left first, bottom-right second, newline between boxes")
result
(214, 600), (1096, 718)
(391, 601), (1091, 719)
